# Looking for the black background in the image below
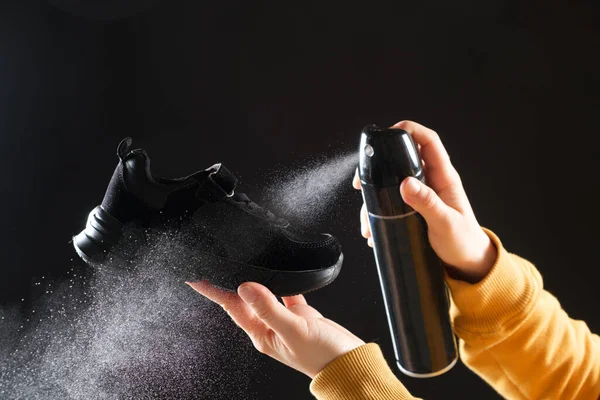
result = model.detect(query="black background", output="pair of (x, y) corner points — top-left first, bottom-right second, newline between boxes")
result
(1, 0), (599, 399)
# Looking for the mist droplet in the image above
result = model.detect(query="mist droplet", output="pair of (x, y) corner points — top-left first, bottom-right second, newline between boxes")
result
(264, 151), (357, 225)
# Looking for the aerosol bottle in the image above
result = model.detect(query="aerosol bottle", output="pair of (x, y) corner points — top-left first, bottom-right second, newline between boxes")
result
(358, 124), (458, 377)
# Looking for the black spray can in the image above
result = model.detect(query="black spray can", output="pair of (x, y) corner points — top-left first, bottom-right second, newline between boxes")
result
(358, 124), (458, 377)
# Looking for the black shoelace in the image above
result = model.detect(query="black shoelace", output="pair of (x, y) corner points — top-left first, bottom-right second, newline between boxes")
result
(232, 193), (287, 225)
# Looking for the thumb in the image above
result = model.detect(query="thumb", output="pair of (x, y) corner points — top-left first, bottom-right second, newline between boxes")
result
(238, 282), (301, 340)
(400, 177), (452, 227)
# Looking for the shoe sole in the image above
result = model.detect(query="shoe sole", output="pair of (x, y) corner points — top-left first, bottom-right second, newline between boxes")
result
(73, 206), (343, 296)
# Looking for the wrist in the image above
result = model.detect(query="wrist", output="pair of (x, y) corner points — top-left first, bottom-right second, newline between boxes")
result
(446, 228), (497, 283)
(310, 344), (415, 400)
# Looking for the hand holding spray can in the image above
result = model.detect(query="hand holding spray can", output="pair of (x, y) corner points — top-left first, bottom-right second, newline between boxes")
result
(358, 124), (458, 377)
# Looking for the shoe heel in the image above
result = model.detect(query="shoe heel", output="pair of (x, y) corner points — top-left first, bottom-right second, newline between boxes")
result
(73, 206), (123, 263)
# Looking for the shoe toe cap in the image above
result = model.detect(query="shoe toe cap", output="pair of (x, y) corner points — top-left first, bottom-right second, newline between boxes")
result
(281, 227), (342, 270)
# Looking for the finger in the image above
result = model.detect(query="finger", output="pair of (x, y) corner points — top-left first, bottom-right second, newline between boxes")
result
(238, 282), (303, 341)
(282, 294), (307, 308)
(187, 280), (238, 305)
(367, 237), (374, 248)
(400, 177), (454, 229)
(353, 168), (361, 190)
(391, 120), (461, 194)
(361, 203), (371, 238)
(391, 120), (449, 167)
(187, 281), (269, 338)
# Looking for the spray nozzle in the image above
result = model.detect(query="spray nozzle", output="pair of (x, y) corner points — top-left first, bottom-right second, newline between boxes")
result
(359, 124), (424, 187)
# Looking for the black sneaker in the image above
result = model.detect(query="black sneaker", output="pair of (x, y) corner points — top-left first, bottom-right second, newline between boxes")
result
(73, 138), (343, 296)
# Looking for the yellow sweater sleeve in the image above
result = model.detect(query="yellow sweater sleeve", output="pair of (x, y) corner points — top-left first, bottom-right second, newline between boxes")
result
(310, 343), (420, 400)
(446, 228), (600, 399)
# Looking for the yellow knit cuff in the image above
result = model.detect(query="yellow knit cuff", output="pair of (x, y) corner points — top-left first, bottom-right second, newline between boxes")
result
(446, 228), (541, 340)
(310, 343), (418, 400)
